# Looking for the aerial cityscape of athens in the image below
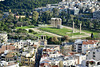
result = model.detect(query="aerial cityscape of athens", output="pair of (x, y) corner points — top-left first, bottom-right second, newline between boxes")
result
(0, 0), (100, 67)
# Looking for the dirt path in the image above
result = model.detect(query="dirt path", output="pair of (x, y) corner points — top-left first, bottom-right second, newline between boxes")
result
(28, 28), (62, 37)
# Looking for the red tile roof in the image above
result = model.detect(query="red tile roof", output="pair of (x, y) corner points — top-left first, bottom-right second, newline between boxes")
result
(52, 65), (58, 67)
(6, 52), (14, 58)
(0, 45), (15, 54)
(43, 49), (55, 52)
(33, 45), (37, 47)
(40, 63), (49, 66)
(68, 52), (78, 55)
(43, 49), (46, 51)
(82, 40), (98, 45)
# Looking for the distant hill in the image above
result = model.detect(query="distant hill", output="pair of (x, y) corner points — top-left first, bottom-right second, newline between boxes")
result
(0, 0), (61, 12)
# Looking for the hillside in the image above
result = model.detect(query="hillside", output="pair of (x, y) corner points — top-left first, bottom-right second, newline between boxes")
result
(0, 0), (61, 12)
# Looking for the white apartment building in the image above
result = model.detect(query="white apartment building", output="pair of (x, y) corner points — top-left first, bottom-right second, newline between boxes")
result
(82, 40), (99, 53)
(0, 61), (19, 67)
(86, 47), (100, 67)
(40, 46), (87, 67)
(14, 40), (34, 49)
(74, 39), (83, 53)
(74, 39), (99, 53)
(63, 53), (86, 66)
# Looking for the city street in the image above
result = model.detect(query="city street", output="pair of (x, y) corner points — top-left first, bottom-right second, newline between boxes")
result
(35, 47), (43, 67)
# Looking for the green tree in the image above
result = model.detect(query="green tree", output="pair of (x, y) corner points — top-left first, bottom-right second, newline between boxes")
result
(18, 17), (22, 22)
(62, 35), (69, 42)
(0, 0), (61, 12)
(0, 10), (3, 14)
(95, 33), (100, 40)
(51, 36), (59, 42)
(32, 11), (39, 22)
(87, 19), (91, 29)
(29, 29), (34, 33)
(52, 8), (59, 17)
(40, 11), (53, 24)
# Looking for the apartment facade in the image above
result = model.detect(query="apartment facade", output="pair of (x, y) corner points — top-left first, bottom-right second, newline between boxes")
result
(74, 39), (99, 53)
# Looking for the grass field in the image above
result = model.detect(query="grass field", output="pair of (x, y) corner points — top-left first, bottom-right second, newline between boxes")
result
(16, 26), (54, 37)
(34, 33), (51, 37)
(40, 27), (84, 36)
(16, 25), (36, 29)
(28, 30), (53, 37)
(83, 30), (99, 35)
(15, 25), (99, 38)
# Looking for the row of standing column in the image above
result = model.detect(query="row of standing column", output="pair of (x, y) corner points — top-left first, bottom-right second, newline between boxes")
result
(73, 21), (81, 34)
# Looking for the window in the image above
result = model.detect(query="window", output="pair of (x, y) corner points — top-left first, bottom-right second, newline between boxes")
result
(78, 44), (82, 45)
(93, 55), (95, 57)
(97, 49), (99, 52)
(93, 52), (95, 54)
(25, 59), (28, 61)
(88, 52), (90, 54)
(25, 63), (28, 65)
(97, 62), (100, 65)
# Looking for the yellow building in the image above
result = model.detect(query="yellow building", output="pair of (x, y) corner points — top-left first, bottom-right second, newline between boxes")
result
(21, 48), (35, 67)
(16, 15), (26, 19)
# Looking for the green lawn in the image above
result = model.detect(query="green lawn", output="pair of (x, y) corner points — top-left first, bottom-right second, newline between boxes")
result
(16, 26), (54, 37)
(16, 25), (36, 29)
(34, 33), (53, 38)
(82, 29), (99, 35)
(29, 31), (53, 37)
(40, 27), (84, 36)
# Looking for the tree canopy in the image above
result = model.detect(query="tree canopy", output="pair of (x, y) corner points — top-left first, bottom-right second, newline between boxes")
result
(0, 0), (61, 12)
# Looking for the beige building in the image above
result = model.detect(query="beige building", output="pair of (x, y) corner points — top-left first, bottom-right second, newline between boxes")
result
(21, 55), (35, 67)
(15, 15), (26, 19)
(51, 18), (62, 28)
(5, 52), (15, 61)
(61, 42), (73, 55)
(21, 47), (36, 67)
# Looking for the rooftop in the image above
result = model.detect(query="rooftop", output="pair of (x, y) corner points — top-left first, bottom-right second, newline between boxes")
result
(0, 45), (15, 54)
(82, 40), (99, 45)
(5, 52), (14, 58)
